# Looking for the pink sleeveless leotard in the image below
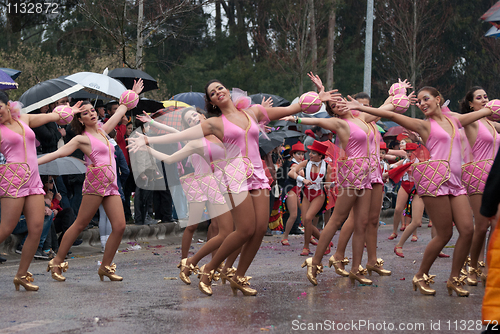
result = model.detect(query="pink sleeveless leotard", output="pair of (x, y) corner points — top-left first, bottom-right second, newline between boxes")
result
(335, 119), (372, 190)
(83, 130), (120, 197)
(472, 120), (499, 161)
(221, 109), (270, 192)
(184, 138), (227, 204)
(461, 120), (500, 195)
(367, 122), (383, 185)
(425, 118), (466, 197)
(0, 119), (44, 197)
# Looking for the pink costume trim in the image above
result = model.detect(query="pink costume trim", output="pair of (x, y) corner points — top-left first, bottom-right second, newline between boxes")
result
(336, 120), (372, 190)
(412, 117), (466, 197)
(82, 129), (119, 197)
(461, 120), (498, 195)
(0, 119), (44, 198)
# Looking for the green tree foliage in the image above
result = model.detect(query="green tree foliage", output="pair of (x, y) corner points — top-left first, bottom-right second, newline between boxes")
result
(0, 0), (499, 111)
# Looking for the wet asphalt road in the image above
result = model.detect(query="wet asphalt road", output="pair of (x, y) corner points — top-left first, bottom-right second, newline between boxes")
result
(0, 218), (487, 334)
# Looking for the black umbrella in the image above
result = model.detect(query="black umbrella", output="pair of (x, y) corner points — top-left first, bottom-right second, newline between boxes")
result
(108, 68), (158, 93)
(272, 127), (302, 139)
(172, 92), (206, 110)
(259, 134), (283, 155)
(129, 98), (164, 116)
(250, 93), (290, 107)
(19, 78), (85, 113)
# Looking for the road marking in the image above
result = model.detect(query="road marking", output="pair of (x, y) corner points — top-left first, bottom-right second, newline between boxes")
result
(0, 320), (53, 333)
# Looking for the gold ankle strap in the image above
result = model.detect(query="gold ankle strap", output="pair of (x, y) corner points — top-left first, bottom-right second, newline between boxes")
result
(451, 275), (467, 286)
(375, 258), (385, 267)
(20, 272), (34, 282)
(418, 273), (436, 285)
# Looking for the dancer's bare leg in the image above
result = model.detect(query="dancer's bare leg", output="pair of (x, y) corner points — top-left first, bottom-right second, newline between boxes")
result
(282, 191), (298, 241)
(0, 196), (44, 279)
(51, 195), (103, 274)
(311, 189), (358, 267)
(350, 189), (372, 278)
(468, 194), (491, 279)
(101, 195), (126, 268)
(332, 209), (354, 270)
(365, 184), (384, 266)
(396, 195), (424, 248)
(181, 202), (205, 258)
(392, 187), (409, 234)
(302, 195), (325, 248)
(416, 195), (473, 280)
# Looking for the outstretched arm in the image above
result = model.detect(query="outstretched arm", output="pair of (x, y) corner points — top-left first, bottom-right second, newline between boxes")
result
(127, 118), (215, 153)
(145, 140), (202, 165)
(23, 101), (84, 128)
(263, 90), (341, 121)
(339, 97), (429, 137)
(136, 111), (180, 134)
(281, 115), (346, 135)
(37, 136), (82, 165)
(454, 107), (493, 127)
(102, 79), (144, 134)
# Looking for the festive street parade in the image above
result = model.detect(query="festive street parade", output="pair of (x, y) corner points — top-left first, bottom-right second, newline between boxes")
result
(1, 0), (500, 333)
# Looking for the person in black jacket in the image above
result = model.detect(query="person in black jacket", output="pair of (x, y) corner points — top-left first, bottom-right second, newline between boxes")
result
(32, 104), (64, 154)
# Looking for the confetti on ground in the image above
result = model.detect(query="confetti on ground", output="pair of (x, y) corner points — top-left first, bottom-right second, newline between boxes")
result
(164, 277), (177, 280)
(400, 277), (405, 280)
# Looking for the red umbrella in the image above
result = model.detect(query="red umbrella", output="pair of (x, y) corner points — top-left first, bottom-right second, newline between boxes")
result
(481, 1), (500, 28)
(383, 126), (406, 138)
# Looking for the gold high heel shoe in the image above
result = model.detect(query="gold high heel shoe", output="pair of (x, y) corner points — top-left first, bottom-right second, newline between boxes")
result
(478, 261), (487, 286)
(466, 267), (479, 286)
(177, 258), (198, 285)
(447, 276), (469, 297)
(229, 275), (257, 296)
(461, 256), (471, 276)
(47, 259), (69, 282)
(220, 267), (237, 285)
(13, 272), (38, 291)
(349, 267), (372, 285)
(328, 256), (349, 277)
(412, 274), (436, 295)
(366, 258), (392, 276)
(301, 257), (323, 286)
(198, 265), (217, 296)
(98, 263), (123, 281)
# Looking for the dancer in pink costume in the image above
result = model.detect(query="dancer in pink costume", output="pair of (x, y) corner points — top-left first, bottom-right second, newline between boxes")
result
(137, 108), (237, 285)
(0, 91), (82, 291)
(38, 80), (144, 283)
(341, 85), (494, 296)
(328, 118), (393, 278)
(128, 79), (339, 296)
(459, 87), (500, 286)
(282, 102), (378, 286)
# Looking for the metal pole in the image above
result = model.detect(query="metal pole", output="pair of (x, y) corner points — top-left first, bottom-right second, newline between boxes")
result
(363, 0), (374, 95)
